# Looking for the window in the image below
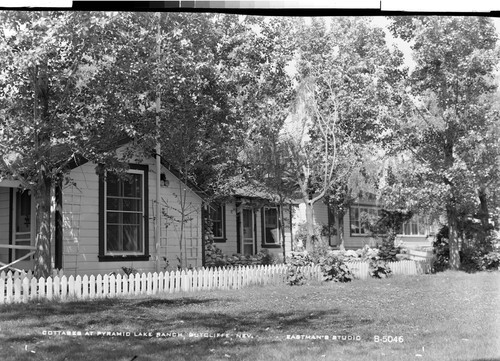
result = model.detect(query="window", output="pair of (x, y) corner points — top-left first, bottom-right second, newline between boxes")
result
(99, 165), (149, 261)
(350, 205), (380, 236)
(262, 207), (279, 247)
(208, 204), (225, 242)
(398, 216), (428, 236)
(13, 189), (32, 260)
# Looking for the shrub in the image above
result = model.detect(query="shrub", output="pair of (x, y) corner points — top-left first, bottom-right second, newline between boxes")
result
(286, 251), (353, 284)
(316, 253), (353, 282)
(369, 259), (392, 278)
(286, 252), (312, 286)
(480, 251), (500, 271)
(204, 242), (227, 268)
(459, 246), (483, 273)
(204, 243), (279, 269)
(432, 226), (450, 272)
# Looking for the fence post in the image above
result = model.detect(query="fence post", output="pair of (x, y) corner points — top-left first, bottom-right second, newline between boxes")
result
(95, 275), (102, 298)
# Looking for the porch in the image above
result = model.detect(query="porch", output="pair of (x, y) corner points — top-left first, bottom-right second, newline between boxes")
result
(0, 181), (36, 273)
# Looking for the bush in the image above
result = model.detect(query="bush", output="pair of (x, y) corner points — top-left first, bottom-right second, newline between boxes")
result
(204, 243), (279, 268)
(286, 252), (312, 286)
(369, 259), (392, 278)
(432, 226), (450, 272)
(316, 253), (353, 282)
(286, 251), (353, 285)
(377, 235), (402, 262)
(459, 246), (483, 273)
(480, 251), (500, 271)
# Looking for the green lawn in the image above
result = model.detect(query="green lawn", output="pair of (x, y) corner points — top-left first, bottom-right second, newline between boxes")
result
(1, 271), (499, 361)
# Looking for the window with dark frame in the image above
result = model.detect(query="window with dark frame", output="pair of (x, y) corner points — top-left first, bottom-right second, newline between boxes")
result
(349, 205), (380, 236)
(209, 204), (225, 241)
(99, 165), (149, 261)
(262, 207), (279, 245)
(397, 216), (428, 236)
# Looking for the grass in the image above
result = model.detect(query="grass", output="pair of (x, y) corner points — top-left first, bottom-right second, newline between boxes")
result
(1, 271), (499, 361)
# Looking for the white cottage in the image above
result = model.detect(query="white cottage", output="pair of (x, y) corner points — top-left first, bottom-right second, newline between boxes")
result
(294, 192), (435, 250)
(0, 144), (205, 276)
(207, 186), (296, 262)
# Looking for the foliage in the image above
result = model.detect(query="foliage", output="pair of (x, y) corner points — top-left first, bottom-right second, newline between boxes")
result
(386, 16), (500, 270)
(459, 246), (484, 273)
(316, 253), (353, 282)
(293, 221), (322, 251)
(286, 251), (353, 284)
(480, 251), (500, 271)
(433, 225), (500, 273)
(432, 226), (450, 272)
(276, 17), (406, 251)
(0, 11), (155, 277)
(285, 252), (312, 286)
(359, 208), (411, 261)
(204, 243), (279, 269)
(368, 259), (392, 279)
(121, 266), (139, 276)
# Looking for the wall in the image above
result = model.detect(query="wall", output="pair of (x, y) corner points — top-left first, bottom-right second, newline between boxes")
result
(294, 199), (433, 251)
(62, 152), (203, 276)
(0, 187), (10, 265)
(214, 199), (293, 261)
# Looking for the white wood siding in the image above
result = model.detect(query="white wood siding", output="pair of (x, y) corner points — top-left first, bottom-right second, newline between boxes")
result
(62, 152), (203, 276)
(0, 188), (10, 264)
(217, 200), (292, 261)
(294, 200), (432, 250)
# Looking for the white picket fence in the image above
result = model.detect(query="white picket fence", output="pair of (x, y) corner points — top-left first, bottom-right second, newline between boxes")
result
(0, 260), (431, 304)
(345, 259), (433, 280)
(0, 265), (296, 305)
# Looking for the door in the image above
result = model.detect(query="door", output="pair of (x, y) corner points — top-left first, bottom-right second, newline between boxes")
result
(11, 189), (34, 270)
(241, 208), (255, 256)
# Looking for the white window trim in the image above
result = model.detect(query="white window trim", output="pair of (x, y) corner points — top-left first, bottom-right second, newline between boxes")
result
(350, 205), (379, 236)
(104, 169), (145, 256)
(397, 216), (428, 237)
(263, 206), (279, 245)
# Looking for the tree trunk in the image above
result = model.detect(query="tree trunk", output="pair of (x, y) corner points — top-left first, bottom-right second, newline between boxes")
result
(337, 208), (345, 251)
(33, 11), (52, 279)
(447, 205), (460, 270)
(279, 200), (287, 262)
(478, 187), (490, 229)
(305, 199), (315, 252)
(34, 176), (52, 278)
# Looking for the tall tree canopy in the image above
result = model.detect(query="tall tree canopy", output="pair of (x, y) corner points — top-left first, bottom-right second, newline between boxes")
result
(0, 11), (155, 277)
(386, 16), (500, 269)
(278, 17), (406, 249)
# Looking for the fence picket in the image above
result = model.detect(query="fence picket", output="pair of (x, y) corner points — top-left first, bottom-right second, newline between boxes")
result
(1, 260), (431, 304)
(128, 274), (135, 296)
(0, 277), (4, 305)
(37, 277), (45, 300)
(75, 276), (82, 300)
(13, 277), (21, 303)
(96, 275), (102, 298)
(46, 277), (53, 301)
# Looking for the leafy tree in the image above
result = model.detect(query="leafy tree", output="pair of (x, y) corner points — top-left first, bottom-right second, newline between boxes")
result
(0, 11), (153, 277)
(387, 16), (500, 269)
(283, 17), (405, 250)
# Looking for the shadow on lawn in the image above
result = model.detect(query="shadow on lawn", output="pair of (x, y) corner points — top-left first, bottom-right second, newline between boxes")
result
(12, 335), (275, 361)
(0, 297), (221, 322)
